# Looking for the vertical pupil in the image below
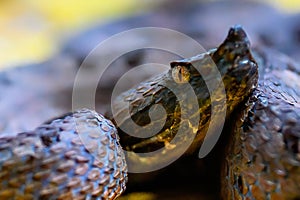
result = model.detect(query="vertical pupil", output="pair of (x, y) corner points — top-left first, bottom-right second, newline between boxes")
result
(178, 68), (183, 82)
(172, 66), (189, 84)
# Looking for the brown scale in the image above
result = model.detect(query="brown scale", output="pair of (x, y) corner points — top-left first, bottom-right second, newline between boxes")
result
(221, 47), (300, 199)
(0, 109), (127, 200)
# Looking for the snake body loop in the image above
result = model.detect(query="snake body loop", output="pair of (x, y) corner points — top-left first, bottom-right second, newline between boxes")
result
(0, 109), (127, 199)
(221, 49), (300, 199)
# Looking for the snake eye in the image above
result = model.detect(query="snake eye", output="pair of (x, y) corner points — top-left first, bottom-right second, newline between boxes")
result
(172, 65), (190, 84)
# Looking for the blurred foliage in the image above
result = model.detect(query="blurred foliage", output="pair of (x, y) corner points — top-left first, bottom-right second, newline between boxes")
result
(272, 0), (300, 11)
(0, 0), (155, 69)
(0, 0), (299, 69)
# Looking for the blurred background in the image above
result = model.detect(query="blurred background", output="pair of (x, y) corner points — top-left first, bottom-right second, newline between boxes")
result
(0, 0), (161, 69)
(0, 0), (300, 69)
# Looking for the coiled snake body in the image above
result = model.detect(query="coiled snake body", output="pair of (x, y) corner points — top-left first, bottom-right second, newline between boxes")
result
(0, 26), (299, 199)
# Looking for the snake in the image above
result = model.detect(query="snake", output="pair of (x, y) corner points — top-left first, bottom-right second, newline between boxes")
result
(0, 25), (299, 199)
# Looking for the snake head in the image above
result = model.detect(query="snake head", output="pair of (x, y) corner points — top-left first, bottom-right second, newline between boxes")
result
(212, 25), (251, 63)
(214, 25), (258, 112)
(170, 25), (258, 114)
(114, 26), (259, 158)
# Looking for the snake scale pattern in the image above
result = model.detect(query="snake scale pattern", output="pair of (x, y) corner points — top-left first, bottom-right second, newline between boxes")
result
(0, 110), (127, 199)
(0, 25), (299, 200)
(222, 48), (300, 199)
